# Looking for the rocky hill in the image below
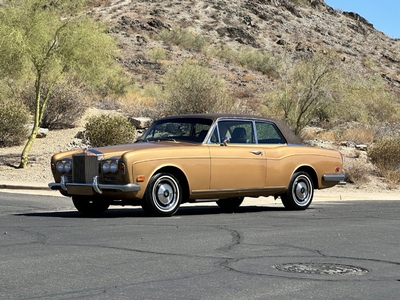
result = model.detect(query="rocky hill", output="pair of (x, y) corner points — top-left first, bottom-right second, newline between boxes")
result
(90, 0), (400, 102)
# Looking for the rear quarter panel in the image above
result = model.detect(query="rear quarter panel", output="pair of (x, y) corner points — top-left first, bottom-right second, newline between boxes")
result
(263, 145), (343, 189)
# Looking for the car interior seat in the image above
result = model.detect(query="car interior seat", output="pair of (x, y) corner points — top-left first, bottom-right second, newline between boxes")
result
(231, 127), (247, 143)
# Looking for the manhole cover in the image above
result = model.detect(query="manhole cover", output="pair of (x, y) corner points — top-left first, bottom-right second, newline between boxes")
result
(273, 263), (369, 276)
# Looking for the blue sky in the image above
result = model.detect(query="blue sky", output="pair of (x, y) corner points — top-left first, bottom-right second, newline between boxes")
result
(324, 0), (400, 38)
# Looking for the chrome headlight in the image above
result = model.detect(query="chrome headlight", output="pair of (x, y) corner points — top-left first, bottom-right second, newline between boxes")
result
(101, 159), (119, 173)
(110, 161), (118, 173)
(56, 161), (65, 173)
(56, 159), (72, 173)
(64, 161), (72, 173)
(102, 161), (110, 173)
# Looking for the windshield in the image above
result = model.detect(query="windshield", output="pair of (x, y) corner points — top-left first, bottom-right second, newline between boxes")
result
(138, 117), (213, 144)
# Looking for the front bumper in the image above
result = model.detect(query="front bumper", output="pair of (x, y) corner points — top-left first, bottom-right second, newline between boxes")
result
(49, 175), (141, 194)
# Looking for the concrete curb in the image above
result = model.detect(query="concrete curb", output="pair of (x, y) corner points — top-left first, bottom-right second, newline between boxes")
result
(1, 181), (400, 202)
(0, 181), (50, 191)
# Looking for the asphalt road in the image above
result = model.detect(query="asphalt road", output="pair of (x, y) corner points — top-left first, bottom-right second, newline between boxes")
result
(1, 192), (400, 300)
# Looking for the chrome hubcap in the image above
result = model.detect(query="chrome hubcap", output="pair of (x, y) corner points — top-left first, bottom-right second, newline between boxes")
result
(157, 183), (174, 205)
(152, 175), (179, 212)
(295, 181), (308, 201)
(292, 175), (312, 206)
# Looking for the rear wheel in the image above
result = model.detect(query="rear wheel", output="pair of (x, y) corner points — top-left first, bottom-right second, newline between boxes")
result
(216, 197), (244, 212)
(144, 173), (182, 217)
(281, 171), (314, 210)
(72, 196), (110, 216)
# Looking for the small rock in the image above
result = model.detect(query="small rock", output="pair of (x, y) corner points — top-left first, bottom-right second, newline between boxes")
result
(355, 144), (367, 151)
(36, 128), (49, 138)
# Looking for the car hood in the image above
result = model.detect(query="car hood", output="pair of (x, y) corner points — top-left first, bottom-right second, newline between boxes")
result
(51, 141), (198, 161)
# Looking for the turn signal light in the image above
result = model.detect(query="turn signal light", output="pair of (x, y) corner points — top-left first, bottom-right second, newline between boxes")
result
(136, 175), (145, 182)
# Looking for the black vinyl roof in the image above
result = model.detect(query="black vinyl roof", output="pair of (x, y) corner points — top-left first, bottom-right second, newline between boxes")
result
(159, 114), (302, 145)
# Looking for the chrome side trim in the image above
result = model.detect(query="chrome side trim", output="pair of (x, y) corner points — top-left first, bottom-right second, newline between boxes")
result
(192, 186), (286, 194)
(323, 174), (346, 183)
(49, 178), (141, 194)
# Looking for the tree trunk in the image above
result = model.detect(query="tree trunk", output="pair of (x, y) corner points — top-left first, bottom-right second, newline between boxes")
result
(18, 126), (39, 169)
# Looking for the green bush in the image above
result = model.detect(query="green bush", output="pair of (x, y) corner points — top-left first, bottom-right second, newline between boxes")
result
(236, 49), (278, 76)
(0, 99), (29, 147)
(368, 136), (400, 173)
(85, 114), (137, 147)
(164, 61), (234, 115)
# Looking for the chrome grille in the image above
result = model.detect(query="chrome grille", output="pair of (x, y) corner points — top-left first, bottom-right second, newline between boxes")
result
(72, 153), (99, 183)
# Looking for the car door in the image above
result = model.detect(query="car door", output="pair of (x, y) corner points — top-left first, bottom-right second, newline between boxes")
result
(255, 120), (288, 188)
(208, 120), (266, 191)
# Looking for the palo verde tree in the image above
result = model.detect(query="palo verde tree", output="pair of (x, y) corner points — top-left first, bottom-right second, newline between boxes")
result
(266, 52), (343, 135)
(0, 0), (126, 168)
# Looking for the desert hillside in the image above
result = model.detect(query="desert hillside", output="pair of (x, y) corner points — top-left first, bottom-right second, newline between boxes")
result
(90, 0), (400, 98)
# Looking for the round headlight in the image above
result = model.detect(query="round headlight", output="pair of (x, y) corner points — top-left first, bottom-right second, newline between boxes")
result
(64, 161), (72, 173)
(110, 161), (119, 173)
(102, 161), (110, 173)
(56, 161), (65, 173)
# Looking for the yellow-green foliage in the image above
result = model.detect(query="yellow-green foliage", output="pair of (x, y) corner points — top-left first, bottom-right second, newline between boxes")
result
(236, 49), (278, 76)
(158, 27), (208, 52)
(0, 100), (29, 147)
(148, 47), (168, 62)
(85, 115), (137, 147)
(209, 46), (279, 76)
(368, 136), (400, 173)
(163, 61), (233, 115)
(337, 75), (399, 126)
(265, 52), (342, 134)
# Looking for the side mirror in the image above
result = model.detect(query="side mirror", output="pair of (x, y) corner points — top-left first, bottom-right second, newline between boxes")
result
(221, 137), (230, 146)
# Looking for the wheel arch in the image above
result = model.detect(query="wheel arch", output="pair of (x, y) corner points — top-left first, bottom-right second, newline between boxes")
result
(293, 165), (319, 189)
(153, 166), (190, 203)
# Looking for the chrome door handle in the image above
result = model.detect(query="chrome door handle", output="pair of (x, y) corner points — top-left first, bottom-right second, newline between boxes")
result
(250, 150), (263, 155)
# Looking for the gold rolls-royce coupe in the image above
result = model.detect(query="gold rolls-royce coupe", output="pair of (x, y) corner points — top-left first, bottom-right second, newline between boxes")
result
(49, 114), (345, 216)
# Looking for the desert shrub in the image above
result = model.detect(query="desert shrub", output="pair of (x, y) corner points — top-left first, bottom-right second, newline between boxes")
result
(208, 45), (237, 63)
(236, 49), (278, 76)
(163, 61), (236, 115)
(158, 27), (208, 52)
(343, 160), (369, 184)
(0, 99), (29, 147)
(336, 74), (399, 128)
(381, 170), (400, 189)
(368, 136), (400, 173)
(289, 0), (311, 6)
(336, 127), (374, 144)
(21, 81), (89, 129)
(265, 52), (342, 135)
(209, 46), (279, 77)
(86, 0), (112, 8)
(85, 114), (137, 147)
(147, 47), (168, 62)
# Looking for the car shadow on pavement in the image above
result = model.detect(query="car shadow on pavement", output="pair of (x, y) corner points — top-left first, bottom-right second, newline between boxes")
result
(16, 205), (288, 219)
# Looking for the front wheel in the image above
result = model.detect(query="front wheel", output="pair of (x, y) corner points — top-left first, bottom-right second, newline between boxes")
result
(144, 173), (182, 217)
(216, 197), (244, 212)
(72, 196), (110, 216)
(281, 171), (314, 210)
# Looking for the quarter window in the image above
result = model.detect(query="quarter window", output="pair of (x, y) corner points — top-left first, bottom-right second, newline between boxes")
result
(255, 121), (286, 144)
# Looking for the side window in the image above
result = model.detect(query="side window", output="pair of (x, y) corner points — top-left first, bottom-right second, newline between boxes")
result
(256, 121), (286, 144)
(217, 121), (255, 144)
(209, 127), (220, 144)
